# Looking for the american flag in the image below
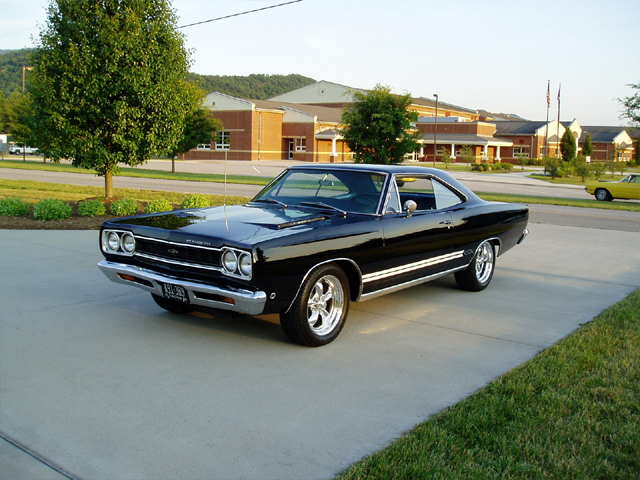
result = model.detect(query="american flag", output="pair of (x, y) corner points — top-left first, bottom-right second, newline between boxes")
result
(546, 81), (551, 108)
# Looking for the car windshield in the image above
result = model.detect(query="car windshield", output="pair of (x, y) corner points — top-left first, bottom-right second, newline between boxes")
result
(251, 169), (386, 214)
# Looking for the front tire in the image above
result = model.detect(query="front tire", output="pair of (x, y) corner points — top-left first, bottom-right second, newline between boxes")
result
(455, 241), (495, 292)
(595, 188), (612, 201)
(280, 264), (350, 347)
(152, 294), (196, 314)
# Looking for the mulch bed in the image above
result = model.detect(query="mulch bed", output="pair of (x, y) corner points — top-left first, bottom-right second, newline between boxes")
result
(0, 214), (116, 230)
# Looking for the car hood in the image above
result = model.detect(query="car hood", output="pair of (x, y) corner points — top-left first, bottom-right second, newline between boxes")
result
(107, 204), (341, 247)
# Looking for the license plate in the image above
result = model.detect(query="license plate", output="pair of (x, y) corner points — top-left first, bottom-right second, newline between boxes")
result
(162, 283), (190, 303)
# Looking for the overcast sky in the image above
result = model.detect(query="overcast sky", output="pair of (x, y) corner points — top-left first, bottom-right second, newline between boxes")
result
(2, 0), (639, 126)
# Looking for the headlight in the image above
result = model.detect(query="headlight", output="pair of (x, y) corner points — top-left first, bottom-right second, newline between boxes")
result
(102, 230), (135, 255)
(107, 231), (120, 251)
(238, 253), (252, 276)
(222, 249), (238, 273)
(121, 233), (136, 253)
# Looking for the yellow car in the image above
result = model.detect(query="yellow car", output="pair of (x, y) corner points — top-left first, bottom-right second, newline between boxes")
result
(586, 173), (640, 201)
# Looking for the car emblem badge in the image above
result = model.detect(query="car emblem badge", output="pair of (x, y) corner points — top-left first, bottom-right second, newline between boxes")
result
(168, 248), (179, 255)
(464, 249), (474, 257)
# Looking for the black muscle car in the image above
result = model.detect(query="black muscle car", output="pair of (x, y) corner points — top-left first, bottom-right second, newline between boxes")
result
(99, 164), (529, 346)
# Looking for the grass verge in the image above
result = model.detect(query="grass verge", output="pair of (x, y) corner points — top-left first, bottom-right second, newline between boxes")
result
(0, 159), (273, 186)
(476, 192), (640, 212)
(0, 179), (249, 206)
(337, 289), (640, 480)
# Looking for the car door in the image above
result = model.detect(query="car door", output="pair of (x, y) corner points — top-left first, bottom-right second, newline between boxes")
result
(611, 174), (640, 199)
(372, 175), (466, 292)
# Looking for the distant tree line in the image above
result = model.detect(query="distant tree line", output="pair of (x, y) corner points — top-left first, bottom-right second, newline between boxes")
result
(186, 72), (316, 100)
(1, 49), (315, 101)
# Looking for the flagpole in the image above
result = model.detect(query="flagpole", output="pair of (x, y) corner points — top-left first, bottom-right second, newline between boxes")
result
(545, 80), (550, 157)
(556, 84), (561, 159)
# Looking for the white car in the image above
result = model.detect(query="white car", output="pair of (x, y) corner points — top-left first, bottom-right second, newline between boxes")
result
(11, 145), (40, 155)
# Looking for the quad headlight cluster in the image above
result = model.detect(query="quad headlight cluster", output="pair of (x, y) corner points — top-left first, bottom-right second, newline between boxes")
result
(102, 230), (136, 256)
(221, 247), (252, 279)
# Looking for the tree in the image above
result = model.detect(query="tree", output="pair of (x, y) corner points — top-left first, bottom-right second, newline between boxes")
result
(560, 127), (576, 163)
(619, 82), (640, 126)
(168, 101), (223, 173)
(582, 132), (594, 158)
(341, 84), (419, 164)
(29, 0), (199, 198)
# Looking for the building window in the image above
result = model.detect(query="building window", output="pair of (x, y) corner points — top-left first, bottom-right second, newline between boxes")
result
(215, 131), (230, 151)
(513, 146), (530, 158)
(196, 143), (211, 150)
(295, 138), (306, 152)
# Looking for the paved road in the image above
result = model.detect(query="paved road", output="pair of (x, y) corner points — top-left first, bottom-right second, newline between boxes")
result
(0, 160), (596, 200)
(1, 161), (639, 479)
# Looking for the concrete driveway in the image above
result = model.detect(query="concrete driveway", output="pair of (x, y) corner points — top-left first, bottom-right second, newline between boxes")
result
(1, 219), (639, 479)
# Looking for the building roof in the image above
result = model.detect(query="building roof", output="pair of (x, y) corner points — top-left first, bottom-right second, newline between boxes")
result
(580, 126), (634, 142)
(419, 133), (513, 147)
(493, 121), (549, 135)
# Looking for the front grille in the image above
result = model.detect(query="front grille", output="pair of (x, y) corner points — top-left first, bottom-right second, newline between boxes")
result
(136, 237), (221, 267)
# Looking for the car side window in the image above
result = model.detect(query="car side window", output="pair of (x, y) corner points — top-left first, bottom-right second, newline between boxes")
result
(385, 179), (401, 213)
(394, 176), (463, 212)
(432, 179), (464, 209)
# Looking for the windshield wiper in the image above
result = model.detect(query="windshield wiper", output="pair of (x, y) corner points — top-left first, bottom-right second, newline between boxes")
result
(299, 201), (347, 217)
(249, 198), (287, 208)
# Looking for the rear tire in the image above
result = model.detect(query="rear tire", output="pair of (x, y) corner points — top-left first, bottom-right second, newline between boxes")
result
(455, 241), (495, 292)
(280, 264), (350, 347)
(152, 294), (196, 314)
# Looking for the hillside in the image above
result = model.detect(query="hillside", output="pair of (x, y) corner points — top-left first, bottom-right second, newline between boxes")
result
(0, 49), (314, 99)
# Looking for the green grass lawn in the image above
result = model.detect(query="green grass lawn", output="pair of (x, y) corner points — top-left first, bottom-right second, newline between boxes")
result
(0, 179), (249, 206)
(0, 159), (273, 186)
(336, 289), (640, 480)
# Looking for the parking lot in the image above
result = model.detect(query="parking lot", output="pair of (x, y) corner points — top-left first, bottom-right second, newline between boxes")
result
(1, 209), (639, 479)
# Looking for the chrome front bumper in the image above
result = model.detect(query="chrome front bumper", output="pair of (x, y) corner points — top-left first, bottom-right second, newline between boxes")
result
(98, 260), (267, 316)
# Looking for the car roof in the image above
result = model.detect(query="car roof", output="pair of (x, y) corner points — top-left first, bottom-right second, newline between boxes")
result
(287, 163), (440, 175)
(286, 163), (479, 200)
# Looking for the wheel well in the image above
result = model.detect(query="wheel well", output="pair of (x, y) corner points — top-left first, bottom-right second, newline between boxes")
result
(333, 260), (362, 302)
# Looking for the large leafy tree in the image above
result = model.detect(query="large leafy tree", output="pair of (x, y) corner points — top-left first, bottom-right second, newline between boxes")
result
(619, 82), (640, 126)
(29, 0), (199, 198)
(168, 102), (223, 172)
(560, 127), (576, 162)
(341, 84), (419, 164)
(582, 132), (594, 157)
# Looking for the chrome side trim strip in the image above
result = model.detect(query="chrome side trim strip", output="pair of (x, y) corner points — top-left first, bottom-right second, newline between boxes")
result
(358, 265), (468, 302)
(98, 260), (266, 316)
(362, 250), (465, 283)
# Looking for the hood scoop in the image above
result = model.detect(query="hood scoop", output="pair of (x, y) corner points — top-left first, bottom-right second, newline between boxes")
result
(278, 216), (327, 229)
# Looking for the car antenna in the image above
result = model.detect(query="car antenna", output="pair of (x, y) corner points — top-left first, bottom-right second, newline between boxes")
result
(223, 150), (230, 232)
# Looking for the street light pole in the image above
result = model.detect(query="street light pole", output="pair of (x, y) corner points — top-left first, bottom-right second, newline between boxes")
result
(22, 66), (33, 94)
(433, 94), (439, 168)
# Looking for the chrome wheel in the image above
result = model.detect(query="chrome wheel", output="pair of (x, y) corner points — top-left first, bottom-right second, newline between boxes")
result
(280, 264), (350, 347)
(307, 274), (345, 336)
(455, 240), (496, 292)
(595, 188), (611, 201)
(474, 241), (495, 285)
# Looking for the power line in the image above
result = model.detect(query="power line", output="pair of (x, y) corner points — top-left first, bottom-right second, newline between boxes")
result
(177, 0), (304, 29)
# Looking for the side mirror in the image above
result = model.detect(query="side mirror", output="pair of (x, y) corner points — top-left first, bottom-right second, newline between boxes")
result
(403, 200), (417, 217)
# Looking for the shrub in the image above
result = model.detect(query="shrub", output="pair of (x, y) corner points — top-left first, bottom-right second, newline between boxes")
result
(0, 197), (31, 216)
(33, 199), (72, 221)
(493, 162), (513, 171)
(591, 161), (607, 180)
(544, 156), (560, 179)
(111, 198), (139, 216)
(181, 194), (211, 209)
(78, 199), (106, 217)
(572, 155), (591, 182)
(471, 163), (490, 171)
(145, 198), (173, 213)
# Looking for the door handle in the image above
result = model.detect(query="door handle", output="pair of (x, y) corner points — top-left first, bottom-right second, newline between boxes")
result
(439, 219), (453, 229)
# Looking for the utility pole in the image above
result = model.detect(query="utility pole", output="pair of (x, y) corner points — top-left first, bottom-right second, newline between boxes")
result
(433, 94), (439, 168)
